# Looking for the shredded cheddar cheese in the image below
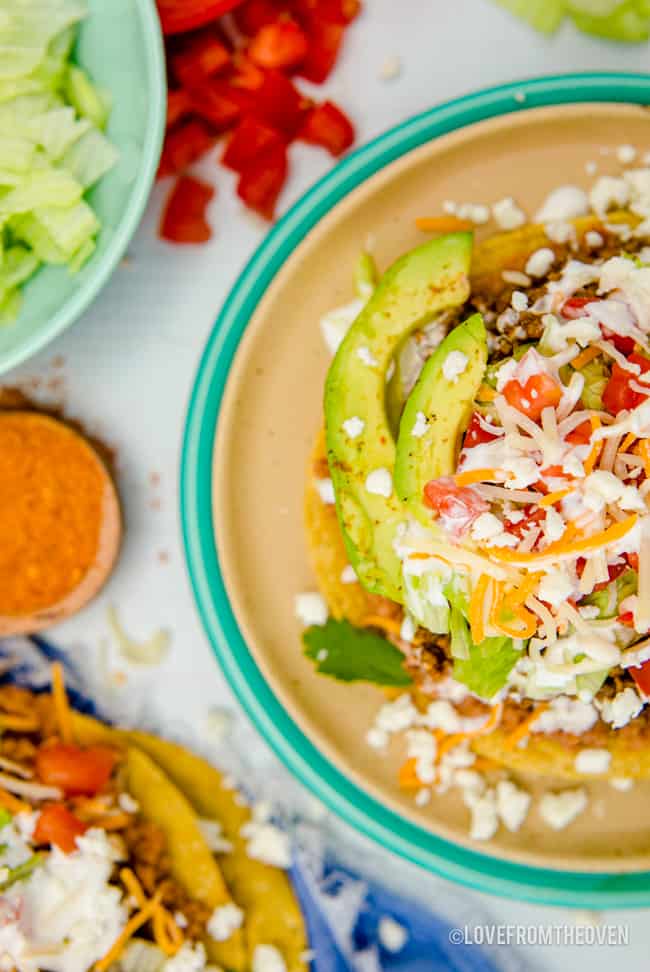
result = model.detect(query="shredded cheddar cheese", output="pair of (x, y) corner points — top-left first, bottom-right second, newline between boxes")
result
(0, 787), (30, 815)
(51, 662), (73, 744)
(454, 468), (510, 487)
(538, 489), (572, 508)
(415, 215), (475, 233)
(487, 515), (637, 566)
(571, 346), (601, 371)
(469, 575), (490, 643)
(503, 704), (549, 750)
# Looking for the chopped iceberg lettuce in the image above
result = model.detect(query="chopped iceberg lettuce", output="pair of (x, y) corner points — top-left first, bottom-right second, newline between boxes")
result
(493, 0), (650, 39)
(403, 568), (450, 634)
(0, 0), (118, 322)
(453, 636), (522, 700)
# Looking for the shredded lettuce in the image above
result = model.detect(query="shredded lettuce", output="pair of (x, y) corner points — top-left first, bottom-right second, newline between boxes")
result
(0, 0), (118, 322)
(403, 569), (450, 635)
(583, 568), (638, 617)
(493, 0), (650, 38)
(453, 636), (522, 700)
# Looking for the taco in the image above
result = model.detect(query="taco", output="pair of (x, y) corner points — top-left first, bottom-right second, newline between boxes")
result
(304, 207), (650, 785)
(0, 665), (307, 972)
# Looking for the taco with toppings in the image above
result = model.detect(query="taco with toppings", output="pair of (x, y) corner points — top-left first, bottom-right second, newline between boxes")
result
(0, 664), (307, 972)
(304, 205), (650, 785)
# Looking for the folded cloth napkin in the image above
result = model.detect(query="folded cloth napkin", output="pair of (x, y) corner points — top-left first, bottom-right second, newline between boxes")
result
(0, 635), (525, 972)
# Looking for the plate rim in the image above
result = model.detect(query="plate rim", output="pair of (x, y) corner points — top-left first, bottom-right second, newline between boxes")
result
(0, 0), (167, 375)
(181, 72), (650, 908)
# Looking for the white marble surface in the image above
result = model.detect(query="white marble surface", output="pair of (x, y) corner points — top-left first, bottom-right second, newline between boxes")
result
(8, 0), (650, 967)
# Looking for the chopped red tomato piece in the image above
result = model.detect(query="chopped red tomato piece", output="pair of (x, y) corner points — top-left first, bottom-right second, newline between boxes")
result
(562, 296), (634, 353)
(190, 80), (248, 129)
(627, 552), (640, 572)
(503, 373), (562, 421)
(36, 744), (118, 796)
(423, 477), (489, 536)
(157, 0), (246, 35)
(463, 411), (500, 449)
(171, 31), (231, 89)
(601, 328), (635, 355)
(602, 353), (650, 415)
(222, 116), (285, 172)
(561, 296), (600, 319)
(166, 89), (192, 128)
(229, 54), (266, 89)
(505, 505), (546, 540)
(235, 0), (286, 34)
(160, 176), (215, 243)
(250, 69), (308, 136)
(566, 419), (592, 445)
(237, 142), (288, 218)
(157, 119), (215, 178)
(33, 804), (88, 853)
(299, 100), (354, 156)
(631, 658), (650, 696)
(297, 16), (344, 82)
(248, 18), (309, 69)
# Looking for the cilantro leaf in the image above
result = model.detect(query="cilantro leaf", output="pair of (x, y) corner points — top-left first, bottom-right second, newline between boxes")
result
(303, 619), (412, 686)
(452, 636), (521, 700)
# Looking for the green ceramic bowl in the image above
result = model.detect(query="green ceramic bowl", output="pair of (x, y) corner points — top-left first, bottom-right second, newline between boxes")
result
(0, 0), (166, 374)
(182, 73), (650, 907)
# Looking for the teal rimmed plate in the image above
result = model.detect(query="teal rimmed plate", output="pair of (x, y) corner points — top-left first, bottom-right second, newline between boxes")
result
(182, 74), (650, 907)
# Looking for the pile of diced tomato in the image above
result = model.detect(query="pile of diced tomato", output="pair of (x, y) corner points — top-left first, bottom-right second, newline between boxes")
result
(157, 0), (359, 243)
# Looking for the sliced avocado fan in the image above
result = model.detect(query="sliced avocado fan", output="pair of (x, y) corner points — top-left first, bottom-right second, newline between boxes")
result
(324, 232), (473, 602)
(394, 313), (488, 524)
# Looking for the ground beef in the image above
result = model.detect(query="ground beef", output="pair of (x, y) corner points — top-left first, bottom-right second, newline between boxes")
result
(466, 229), (650, 361)
(122, 817), (211, 940)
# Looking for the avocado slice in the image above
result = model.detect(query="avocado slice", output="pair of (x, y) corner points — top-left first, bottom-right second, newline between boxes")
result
(325, 232), (473, 601)
(394, 313), (487, 523)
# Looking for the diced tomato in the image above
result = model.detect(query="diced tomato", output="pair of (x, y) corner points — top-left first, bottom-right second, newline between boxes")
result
(157, 0), (246, 35)
(229, 54), (266, 89)
(463, 411), (500, 449)
(157, 119), (215, 179)
(631, 658), (650, 696)
(423, 476), (489, 537)
(251, 69), (308, 137)
(602, 353), (650, 415)
(505, 505), (546, 540)
(566, 419), (592, 445)
(627, 552), (640, 572)
(237, 142), (288, 218)
(561, 296), (634, 353)
(503, 373), (562, 422)
(601, 328), (635, 356)
(33, 804), (88, 853)
(296, 16), (344, 82)
(189, 80), (248, 129)
(35, 744), (118, 796)
(235, 0), (286, 34)
(222, 116), (285, 173)
(248, 18), (309, 69)
(166, 89), (193, 129)
(160, 176), (215, 243)
(561, 296), (600, 319)
(171, 31), (231, 90)
(299, 100), (354, 156)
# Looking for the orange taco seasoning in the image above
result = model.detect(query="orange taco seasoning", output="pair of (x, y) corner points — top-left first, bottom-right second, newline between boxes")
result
(0, 410), (121, 628)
